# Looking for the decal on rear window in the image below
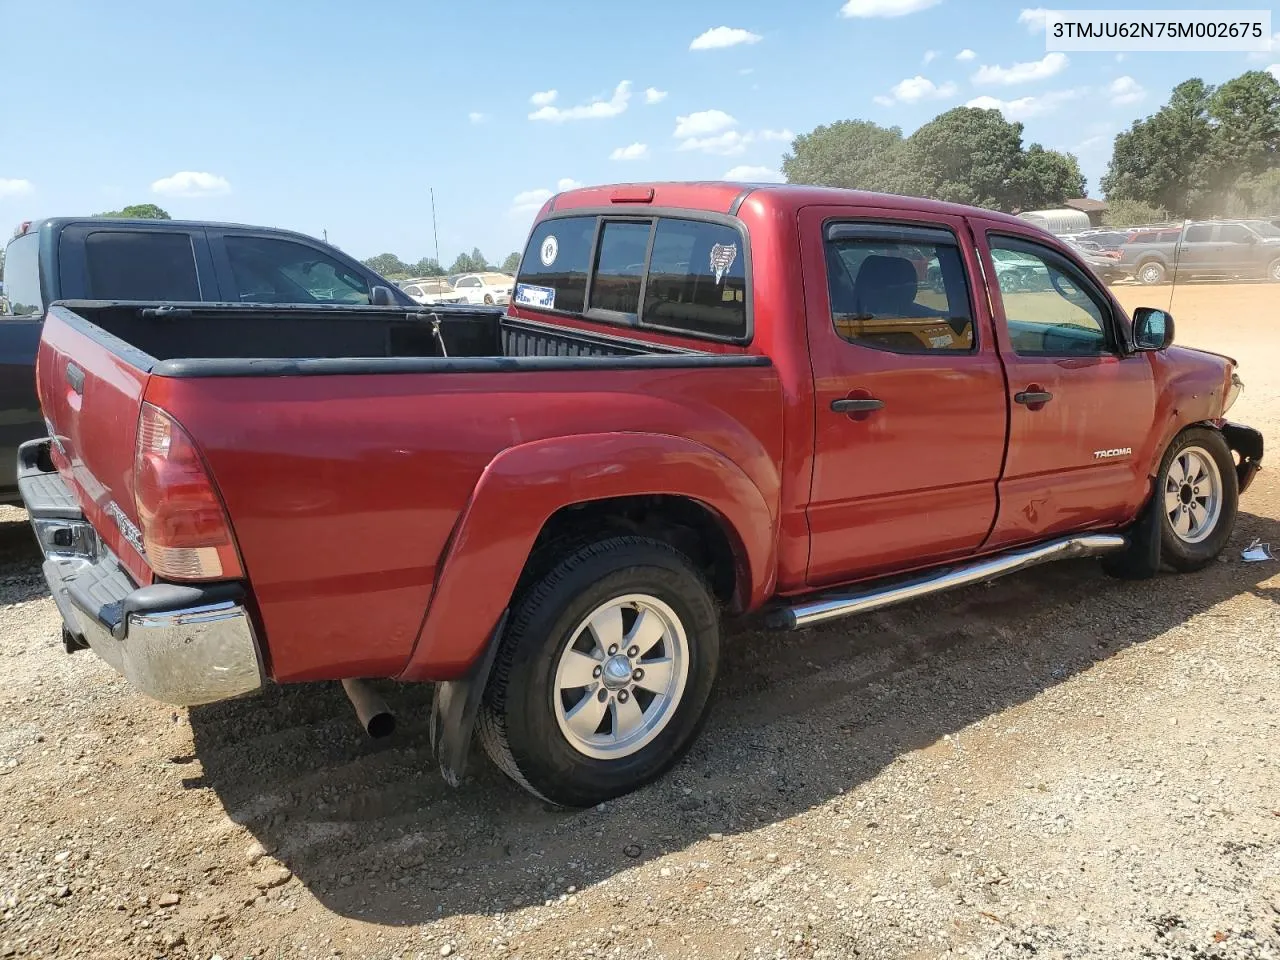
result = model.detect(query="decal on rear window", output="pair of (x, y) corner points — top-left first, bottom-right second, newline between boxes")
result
(515, 283), (556, 309)
(709, 242), (738, 284)
(540, 235), (559, 267)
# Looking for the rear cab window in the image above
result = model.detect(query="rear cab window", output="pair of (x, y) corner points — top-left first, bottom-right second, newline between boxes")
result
(82, 231), (202, 301)
(2, 233), (42, 316)
(514, 214), (748, 342)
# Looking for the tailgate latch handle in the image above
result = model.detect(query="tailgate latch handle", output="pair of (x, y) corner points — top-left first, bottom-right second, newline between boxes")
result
(66, 362), (85, 396)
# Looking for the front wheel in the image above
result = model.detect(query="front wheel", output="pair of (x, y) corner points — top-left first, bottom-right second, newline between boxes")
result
(1158, 427), (1238, 572)
(478, 537), (720, 807)
(483, 293), (495, 305)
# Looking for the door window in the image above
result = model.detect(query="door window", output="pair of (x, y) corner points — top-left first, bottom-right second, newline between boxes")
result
(824, 228), (974, 353)
(224, 236), (369, 304)
(1217, 223), (1252, 243)
(1183, 224), (1212, 242)
(989, 237), (1111, 357)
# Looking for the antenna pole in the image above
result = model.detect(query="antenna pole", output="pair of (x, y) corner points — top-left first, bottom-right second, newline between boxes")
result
(431, 188), (440, 267)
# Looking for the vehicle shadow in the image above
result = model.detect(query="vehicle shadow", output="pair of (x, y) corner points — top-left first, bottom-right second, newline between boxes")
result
(185, 509), (1280, 926)
(0, 515), (50, 605)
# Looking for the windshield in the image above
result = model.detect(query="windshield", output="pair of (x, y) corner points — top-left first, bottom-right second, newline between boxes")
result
(1246, 220), (1280, 237)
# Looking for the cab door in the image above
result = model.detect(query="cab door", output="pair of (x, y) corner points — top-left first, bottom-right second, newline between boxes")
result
(800, 206), (1009, 586)
(972, 220), (1156, 548)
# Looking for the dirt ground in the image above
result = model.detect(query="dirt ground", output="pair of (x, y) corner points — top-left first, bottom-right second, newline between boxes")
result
(1, 282), (1278, 960)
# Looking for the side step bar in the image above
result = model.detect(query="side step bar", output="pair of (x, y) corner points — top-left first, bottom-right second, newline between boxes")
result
(768, 533), (1127, 631)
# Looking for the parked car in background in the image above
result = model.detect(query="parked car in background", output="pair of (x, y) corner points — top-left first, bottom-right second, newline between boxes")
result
(452, 272), (514, 305)
(0, 217), (413, 504)
(402, 277), (467, 305)
(1076, 230), (1129, 253)
(1118, 219), (1280, 284)
(22, 181), (1261, 808)
(1065, 239), (1125, 283)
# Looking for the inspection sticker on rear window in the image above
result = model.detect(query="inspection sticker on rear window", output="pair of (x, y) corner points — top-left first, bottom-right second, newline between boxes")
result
(515, 283), (556, 310)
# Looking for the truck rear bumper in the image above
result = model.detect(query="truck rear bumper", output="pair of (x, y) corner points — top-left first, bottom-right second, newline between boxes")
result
(19, 439), (265, 707)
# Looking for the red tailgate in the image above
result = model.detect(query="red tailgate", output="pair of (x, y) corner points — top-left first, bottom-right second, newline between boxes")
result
(37, 307), (153, 585)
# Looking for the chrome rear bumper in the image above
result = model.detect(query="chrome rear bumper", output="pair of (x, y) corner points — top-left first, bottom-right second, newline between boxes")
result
(20, 439), (265, 707)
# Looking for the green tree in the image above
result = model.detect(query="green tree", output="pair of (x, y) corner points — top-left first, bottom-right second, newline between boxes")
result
(1011, 144), (1087, 210)
(1206, 70), (1280, 195)
(1101, 198), (1170, 227)
(782, 120), (907, 192)
(362, 253), (411, 277)
(904, 107), (1030, 208)
(500, 251), (521, 273)
(411, 257), (445, 276)
(449, 248), (490, 273)
(96, 203), (171, 219)
(1102, 79), (1215, 217)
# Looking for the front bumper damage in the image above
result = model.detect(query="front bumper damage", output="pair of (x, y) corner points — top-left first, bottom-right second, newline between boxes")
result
(18, 439), (265, 707)
(1221, 420), (1264, 494)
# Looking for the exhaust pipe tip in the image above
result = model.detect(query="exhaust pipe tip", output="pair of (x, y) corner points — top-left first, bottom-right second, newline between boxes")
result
(341, 678), (396, 739)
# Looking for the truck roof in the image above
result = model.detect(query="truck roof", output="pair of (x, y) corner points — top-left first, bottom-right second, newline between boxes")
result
(15, 217), (329, 244)
(545, 181), (1036, 229)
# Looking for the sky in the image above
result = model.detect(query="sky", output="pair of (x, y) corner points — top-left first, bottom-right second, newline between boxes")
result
(3, 0), (1279, 265)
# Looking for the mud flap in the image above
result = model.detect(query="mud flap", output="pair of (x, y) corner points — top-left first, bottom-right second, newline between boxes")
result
(1101, 494), (1160, 580)
(428, 611), (508, 787)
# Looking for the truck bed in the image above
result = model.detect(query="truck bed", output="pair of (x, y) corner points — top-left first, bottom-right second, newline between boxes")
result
(56, 301), (699, 370)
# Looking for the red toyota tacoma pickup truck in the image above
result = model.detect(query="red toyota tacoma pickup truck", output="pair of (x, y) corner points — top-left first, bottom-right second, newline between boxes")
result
(20, 182), (1263, 807)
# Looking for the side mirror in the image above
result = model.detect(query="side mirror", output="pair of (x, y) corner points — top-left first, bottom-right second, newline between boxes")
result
(1133, 306), (1174, 351)
(370, 284), (396, 306)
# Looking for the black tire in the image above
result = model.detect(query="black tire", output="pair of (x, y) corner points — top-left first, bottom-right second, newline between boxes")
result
(1136, 260), (1166, 285)
(477, 536), (720, 807)
(1156, 427), (1238, 573)
(1267, 257), (1280, 282)
(483, 293), (494, 305)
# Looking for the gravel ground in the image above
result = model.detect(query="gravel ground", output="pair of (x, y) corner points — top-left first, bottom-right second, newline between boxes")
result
(1, 282), (1278, 960)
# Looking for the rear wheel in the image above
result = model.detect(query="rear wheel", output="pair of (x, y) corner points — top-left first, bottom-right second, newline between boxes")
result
(1158, 427), (1238, 572)
(478, 537), (720, 807)
(483, 293), (495, 305)
(1267, 257), (1280, 282)
(1137, 260), (1166, 285)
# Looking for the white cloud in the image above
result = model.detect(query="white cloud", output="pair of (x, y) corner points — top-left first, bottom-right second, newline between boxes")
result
(956, 48), (976, 61)
(151, 171), (231, 198)
(1115, 53), (1126, 63)
(1108, 76), (1145, 106)
(1269, 64), (1280, 82)
(1249, 32), (1280, 59)
(679, 130), (752, 156)
(510, 189), (553, 217)
(973, 52), (1069, 86)
(530, 89), (558, 107)
(840, 0), (941, 17)
(759, 128), (795, 142)
(644, 87), (668, 104)
(1018, 8), (1049, 32)
(881, 75), (958, 104)
(966, 88), (1082, 120)
(739, 67), (755, 75)
(468, 112), (488, 124)
(723, 165), (786, 182)
(1073, 134), (1110, 153)
(923, 49), (939, 64)
(529, 82), (631, 121)
(673, 109), (737, 138)
(610, 142), (650, 161)
(690, 26), (763, 50)
(509, 180), (583, 218)
(0, 178), (34, 200)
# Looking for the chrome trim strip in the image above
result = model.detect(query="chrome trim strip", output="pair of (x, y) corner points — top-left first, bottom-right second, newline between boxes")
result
(773, 534), (1127, 630)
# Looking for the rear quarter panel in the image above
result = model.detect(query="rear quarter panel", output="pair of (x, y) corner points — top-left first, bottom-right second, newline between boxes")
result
(145, 363), (784, 682)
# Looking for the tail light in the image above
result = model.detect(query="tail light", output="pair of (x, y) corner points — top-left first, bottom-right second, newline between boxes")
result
(134, 403), (243, 581)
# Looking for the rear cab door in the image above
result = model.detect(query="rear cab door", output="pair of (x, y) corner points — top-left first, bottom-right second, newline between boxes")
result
(798, 204), (1009, 586)
(969, 218), (1156, 548)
